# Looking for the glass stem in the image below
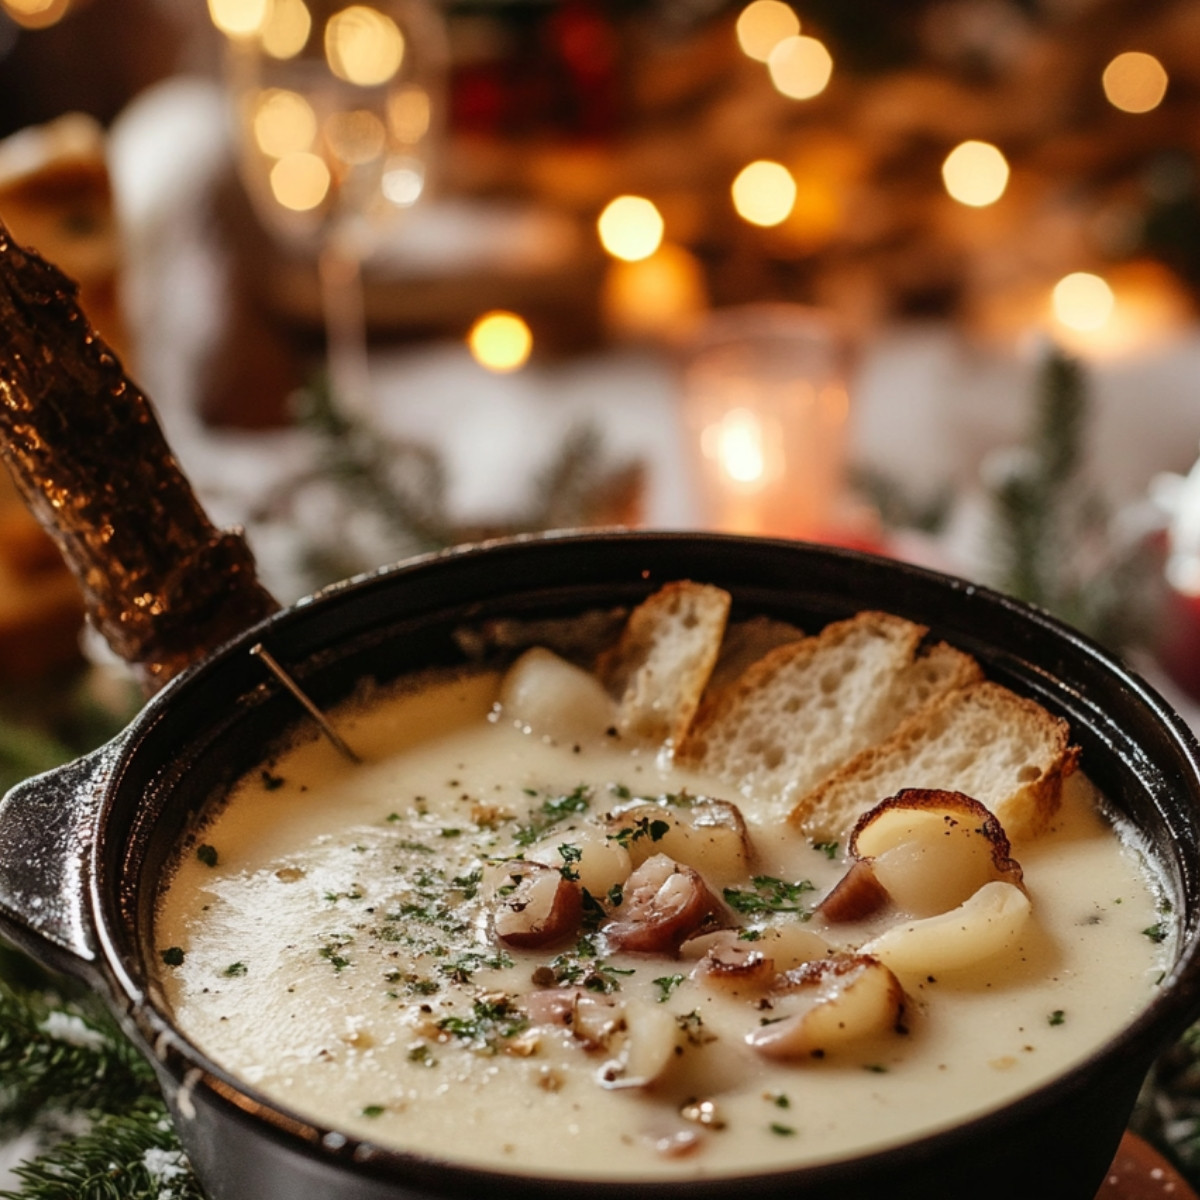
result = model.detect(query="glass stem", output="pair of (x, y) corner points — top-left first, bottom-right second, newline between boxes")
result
(318, 233), (372, 421)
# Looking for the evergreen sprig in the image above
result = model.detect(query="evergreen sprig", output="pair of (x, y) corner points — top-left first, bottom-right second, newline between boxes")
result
(0, 978), (155, 1136)
(983, 345), (1157, 648)
(988, 347), (1088, 612)
(287, 374), (643, 589)
(0, 1100), (201, 1200)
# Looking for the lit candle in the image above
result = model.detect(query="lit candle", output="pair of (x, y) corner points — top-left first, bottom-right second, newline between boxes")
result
(678, 304), (851, 539)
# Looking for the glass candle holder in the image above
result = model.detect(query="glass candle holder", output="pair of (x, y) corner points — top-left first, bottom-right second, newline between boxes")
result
(678, 304), (852, 539)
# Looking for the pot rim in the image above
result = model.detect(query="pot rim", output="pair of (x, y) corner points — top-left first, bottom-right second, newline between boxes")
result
(80, 530), (1200, 1192)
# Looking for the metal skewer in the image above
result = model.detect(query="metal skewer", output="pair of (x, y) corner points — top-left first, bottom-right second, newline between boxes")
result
(250, 643), (362, 764)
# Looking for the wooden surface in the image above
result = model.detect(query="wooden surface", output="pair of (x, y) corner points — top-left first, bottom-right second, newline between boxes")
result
(1099, 1133), (1198, 1199)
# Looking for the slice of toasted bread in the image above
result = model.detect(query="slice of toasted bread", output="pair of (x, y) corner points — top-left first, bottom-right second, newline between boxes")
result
(678, 611), (971, 809)
(888, 639), (983, 722)
(703, 614), (806, 703)
(791, 681), (1078, 843)
(596, 580), (731, 746)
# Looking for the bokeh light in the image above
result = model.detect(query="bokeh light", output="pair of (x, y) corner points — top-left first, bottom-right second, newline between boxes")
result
(597, 195), (665, 262)
(468, 311), (533, 373)
(251, 88), (318, 158)
(768, 35), (833, 100)
(941, 140), (1010, 207)
(324, 109), (386, 166)
(703, 409), (768, 487)
(1052, 272), (1115, 331)
(269, 151), (331, 211)
(736, 1), (799, 63)
(601, 243), (707, 340)
(1102, 51), (1168, 113)
(261, 0), (312, 59)
(325, 5), (406, 86)
(3, 0), (72, 30)
(388, 86), (432, 144)
(381, 157), (426, 206)
(207, 0), (270, 38)
(732, 160), (797, 227)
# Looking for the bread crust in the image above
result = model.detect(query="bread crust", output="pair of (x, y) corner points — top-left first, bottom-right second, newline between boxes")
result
(677, 611), (985, 807)
(596, 580), (731, 746)
(790, 681), (1079, 843)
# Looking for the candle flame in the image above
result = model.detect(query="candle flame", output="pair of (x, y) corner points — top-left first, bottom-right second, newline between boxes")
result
(704, 409), (768, 487)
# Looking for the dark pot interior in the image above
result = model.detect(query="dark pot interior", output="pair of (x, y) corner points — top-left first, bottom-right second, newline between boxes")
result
(11, 531), (1200, 1200)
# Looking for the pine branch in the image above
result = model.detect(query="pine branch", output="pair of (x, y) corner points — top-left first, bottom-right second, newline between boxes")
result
(293, 376), (454, 555)
(0, 978), (156, 1134)
(0, 1100), (202, 1200)
(988, 346), (1089, 611)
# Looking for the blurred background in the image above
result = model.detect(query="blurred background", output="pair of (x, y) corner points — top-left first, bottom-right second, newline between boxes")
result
(6, 4), (1200, 1194)
(2, 0), (1200, 742)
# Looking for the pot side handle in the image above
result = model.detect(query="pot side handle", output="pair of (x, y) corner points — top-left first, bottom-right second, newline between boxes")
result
(0, 746), (112, 984)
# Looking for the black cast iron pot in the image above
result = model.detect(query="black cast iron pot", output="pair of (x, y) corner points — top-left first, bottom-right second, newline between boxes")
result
(2, 530), (1200, 1200)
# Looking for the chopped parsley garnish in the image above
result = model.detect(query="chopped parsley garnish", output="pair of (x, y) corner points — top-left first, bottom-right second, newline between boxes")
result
(451, 868), (482, 899)
(319, 938), (353, 972)
(437, 997), (528, 1054)
(196, 844), (219, 868)
(770, 1123), (797, 1137)
(160, 947), (185, 967)
(1049, 1009), (1066, 1026)
(552, 936), (635, 993)
(608, 816), (671, 850)
(222, 962), (248, 977)
(723, 875), (816, 916)
(361, 1105), (385, 1118)
(1143, 923), (1168, 944)
(812, 840), (839, 860)
(676, 1010), (715, 1046)
(653, 974), (686, 1002)
(581, 888), (608, 931)
(558, 843), (583, 880)
(438, 949), (514, 984)
(515, 784), (593, 846)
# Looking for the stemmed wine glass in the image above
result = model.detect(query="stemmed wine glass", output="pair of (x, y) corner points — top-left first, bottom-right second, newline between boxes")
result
(219, 0), (447, 418)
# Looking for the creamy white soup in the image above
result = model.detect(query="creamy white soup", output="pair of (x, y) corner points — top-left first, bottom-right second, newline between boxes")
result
(154, 659), (1170, 1180)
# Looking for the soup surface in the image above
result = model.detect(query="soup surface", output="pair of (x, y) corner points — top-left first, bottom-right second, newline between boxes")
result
(154, 664), (1170, 1179)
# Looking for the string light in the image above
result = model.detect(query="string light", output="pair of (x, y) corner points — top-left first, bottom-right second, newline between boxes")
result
(325, 5), (406, 86)
(207, 0), (270, 38)
(767, 34), (833, 100)
(1102, 51), (1168, 113)
(601, 243), (707, 340)
(2, 0), (71, 29)
(1052, 272), (1114, 332)
(269, 152), (331, 211)
(388, 86), (432, 143)
(324, 110), (386, 166)
(468, 311), (533, 373)
(261, 0), (312, 59)
(597, 196), (665, 262)
(732, 160), (797, 227)
(735, 1), (799, 63)
(251, 88), (318, 158)
(941, 140), (1010, 207)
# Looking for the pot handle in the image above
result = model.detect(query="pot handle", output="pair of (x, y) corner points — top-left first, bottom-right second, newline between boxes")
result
(0, 745), (112, 984)
(0, 223), (280, 694)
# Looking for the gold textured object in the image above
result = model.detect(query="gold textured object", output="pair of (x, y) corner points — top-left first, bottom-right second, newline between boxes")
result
(0, 220), (279, 691)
